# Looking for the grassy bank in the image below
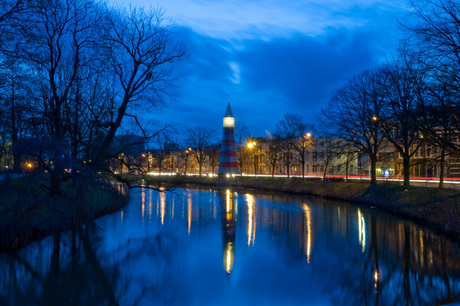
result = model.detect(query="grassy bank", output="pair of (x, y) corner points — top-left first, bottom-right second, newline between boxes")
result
(124, 174), (460, 240)
(0, 174), (128, 251)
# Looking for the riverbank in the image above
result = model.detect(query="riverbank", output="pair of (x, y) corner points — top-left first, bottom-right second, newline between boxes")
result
(125, 174), (460, 240)
(0, 174), (128, 252)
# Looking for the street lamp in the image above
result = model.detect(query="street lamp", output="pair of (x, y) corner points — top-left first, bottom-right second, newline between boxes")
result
(184, 147), (192, 175)
(247, 141), (257, 174)
(302, 132), (312, 177)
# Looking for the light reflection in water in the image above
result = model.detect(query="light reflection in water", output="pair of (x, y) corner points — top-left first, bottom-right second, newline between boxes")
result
(148, 187), (152, 219)
(141, 188), (145, 224)
(302, 203), (312, 263)
(358, 208), (366, 253)
(160, 192), (165, 225)
(233, 191), (238, 216)
(419, 230), (424, 257)
(246, 194), (256, 246)
(224, 243), (235, 276)
(171, 195), (175, 220)
(156, 192), (160, 217)
(226, 189), (231, 213)
(374, 270), (379, 289)
(187, 194), (192, 235)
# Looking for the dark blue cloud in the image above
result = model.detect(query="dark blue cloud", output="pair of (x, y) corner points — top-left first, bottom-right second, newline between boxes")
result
(155, 27), (237, 139)
(233, 28), (393, 133)
(157, 24), (401, 138)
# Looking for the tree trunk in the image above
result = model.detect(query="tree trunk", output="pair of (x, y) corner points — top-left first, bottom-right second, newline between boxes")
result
(94, 94), (130, 169)
(286, 152), (290, 178)
(10, 79), (21, 173)
(370, 157), (377, 185)
(439, 147), (445, 189)
(345, 152), (350, 182)
(403, 155), (411, 187)
(301, 154), (305, 178)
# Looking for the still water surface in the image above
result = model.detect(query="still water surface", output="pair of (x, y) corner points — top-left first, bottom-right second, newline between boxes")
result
(2, 188), (460, 305)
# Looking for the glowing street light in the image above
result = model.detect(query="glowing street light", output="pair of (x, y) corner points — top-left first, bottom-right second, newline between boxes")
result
(184, 148), (192, 175)
(247, 141), (257, 174)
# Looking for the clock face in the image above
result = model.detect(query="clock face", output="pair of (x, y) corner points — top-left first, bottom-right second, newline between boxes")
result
(223, 116), (235, 128)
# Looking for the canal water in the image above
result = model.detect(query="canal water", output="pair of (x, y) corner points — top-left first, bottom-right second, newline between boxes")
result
(1, 188), (460, 305)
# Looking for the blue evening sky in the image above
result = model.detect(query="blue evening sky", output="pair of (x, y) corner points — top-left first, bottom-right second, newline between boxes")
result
(119, 0), (411, 137)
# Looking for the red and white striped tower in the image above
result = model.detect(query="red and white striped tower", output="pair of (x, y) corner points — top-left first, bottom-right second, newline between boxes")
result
(218, 103), (239, 175)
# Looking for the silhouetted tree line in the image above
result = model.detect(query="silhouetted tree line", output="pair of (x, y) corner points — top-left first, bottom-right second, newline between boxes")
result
(321, 0), (460, 187)
(0, 0), (184, 192)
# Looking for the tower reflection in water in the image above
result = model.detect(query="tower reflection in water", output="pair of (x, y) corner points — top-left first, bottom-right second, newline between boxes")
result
(222, 189), (237, 276)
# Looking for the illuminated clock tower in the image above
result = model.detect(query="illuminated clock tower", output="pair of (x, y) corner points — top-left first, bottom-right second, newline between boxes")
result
(218, 103), (239, 175)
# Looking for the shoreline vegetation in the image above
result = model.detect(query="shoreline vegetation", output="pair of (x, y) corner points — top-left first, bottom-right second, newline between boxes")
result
(122, 174), (460, 241)
(0, 175), (128, 252)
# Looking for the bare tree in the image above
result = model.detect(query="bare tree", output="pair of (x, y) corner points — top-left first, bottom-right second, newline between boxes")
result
(314, 137), (342, 179)
(404, 0), (460, 100)
(276, 113), (306, 178)
(322, 69), (386, 184)
(265, 138), (283, 177)
(419, 83), (458, 188)
(0, 0), (23, 24)
(404, 0), (460, 187)
(234, 121), (249, 172)
(206, 144), (220, 175)
(151, 130), (172, 174)
(0, 0), (25, 43)
(94, 6), (185, 168)
(3, 0), (107, 192)
(185, 126), (215, 176)
(291, 122), (313, 178)
(379, 57), (427, 186)
(177, 147), (192, 175)
(0, 0), (186, 194)
(0, 59), (34, 172)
